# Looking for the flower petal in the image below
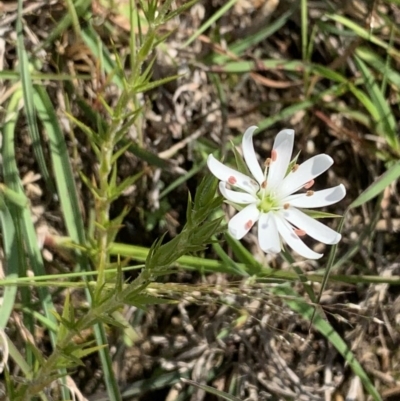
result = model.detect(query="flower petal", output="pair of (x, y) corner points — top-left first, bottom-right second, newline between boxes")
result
(274, 214), (323, 259)
(267, 129), (295, 190)
(242, 126), (265, 185)
(282, 207), (341, 245)
(207, 154), (259, 194)
(258, 212), (281, 254)
(278, 154), (334, 198)
(284, 184), (346, 208)
(219, 182), (258, 204)
(228, 203), (261, 240)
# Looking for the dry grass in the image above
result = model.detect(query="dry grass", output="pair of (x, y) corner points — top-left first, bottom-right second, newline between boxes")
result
(1, 0), (400, 400)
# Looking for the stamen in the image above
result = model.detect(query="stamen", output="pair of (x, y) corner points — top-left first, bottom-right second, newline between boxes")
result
(245, 220), (253, 230)
(228, 176), (237, 185)
(294, 228), (306, 237)
(292, 164), (299, 172)
(306, 190), (314, 197)
(304, 179), (315, 189)
(261, 181), (267, 189)
(283, 203), (290, 209)
(264, 158), (272, 167)
(271, 149), (277, 162)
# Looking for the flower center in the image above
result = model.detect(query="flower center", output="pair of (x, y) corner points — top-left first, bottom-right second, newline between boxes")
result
(258, 191), (279, 213)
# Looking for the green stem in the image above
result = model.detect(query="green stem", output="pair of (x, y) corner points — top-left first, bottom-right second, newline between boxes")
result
(20, 277), (142, 399)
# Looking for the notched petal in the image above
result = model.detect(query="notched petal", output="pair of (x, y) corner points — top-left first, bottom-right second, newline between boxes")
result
(219, 182), (257, 204)
(284, 184), (346, 208)
(242, 126), (265, 185)
(283, 207), (341, 245)
(275, 214), (323, 259)
(258, 213), (281, 254)
(278, 154), (334, 198)
(207, 154), (259, 194)
(267, 129), (295, 190)
(228, 203), (261, 240)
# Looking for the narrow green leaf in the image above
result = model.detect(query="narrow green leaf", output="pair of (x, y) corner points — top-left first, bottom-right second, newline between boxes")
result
(112, 171), (145, 201)
(133, 74), (181, 93)
(223, 9), (293, 61)
(33, 85), (86, 246)
(38, 0), (92, 49)
(72, 344), (108, 360)
(301, 210), (342, 219)
(211, 237), (248, 276)
(356, 46), (400, 88)
(160, 161), (206, 199)
(0, 198), (19, 329)
(65, 0), (82, 38)
(182, 379), (242, 401)
(224, 233), (264, 275)
(282, 250), (317, 304)
(128, 141), (171, 169)
(110, 142), (133, 165)
(3, 367), (17, 400)
(0, 184), (29, 208)
(211, 59), (307, 74)
(286, 150), (301, 175)
(16, 1), (53, 192)
(3, 84), (63, 392)
(231, 142), (251, 176)
(181, 0), (238, 48)
(56, 293), (71, 345)
(326, 14), (400, 57)
(349, 161), (400, 208)
(81, 25), (124, 88)
(137, 30), (155, 62)
(354, 55), (398, 150)
(312, 64), (347, 83)
(6, 334), (32, 378)
(125, 294), (175, 307)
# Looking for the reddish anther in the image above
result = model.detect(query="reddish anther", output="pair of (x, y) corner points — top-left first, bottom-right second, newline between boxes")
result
(228, 176), (237, 185)
(292, 164), (299, 172)
(283, 203), (290, 209)
(271, 149), (278, 162)
(294, 228), (306, 237)
(245, 220), (253, 230)
(304, 179), (315, 189)
(261, 181), (267, 189)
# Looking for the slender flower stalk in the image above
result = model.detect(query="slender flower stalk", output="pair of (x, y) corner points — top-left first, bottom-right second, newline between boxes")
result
(207, 126), (346, 259)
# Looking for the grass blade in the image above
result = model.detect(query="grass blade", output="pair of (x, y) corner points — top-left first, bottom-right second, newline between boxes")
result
(356, 46), (400, 88)
(354, 55), (399, 151)
(182, 379), (242, 401)
(182, 0), (238, 48)
(326, 14), (400, 57)
(33, 85), (86, 245)
(81, 25), (124, 88)
(16, 0), (53, 192)
(349, 161), (400, 209)
(0, 197), (19, 329)
(210, 9), (293, 64)
(2, 88), (66, 397)
(38, 0), (92, 50)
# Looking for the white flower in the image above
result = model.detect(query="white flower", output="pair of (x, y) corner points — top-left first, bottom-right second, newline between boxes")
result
(207, 126), (346, 260)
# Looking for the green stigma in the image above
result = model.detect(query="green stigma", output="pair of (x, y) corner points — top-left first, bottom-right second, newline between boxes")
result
(258, 193), (279, 213)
